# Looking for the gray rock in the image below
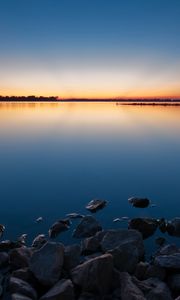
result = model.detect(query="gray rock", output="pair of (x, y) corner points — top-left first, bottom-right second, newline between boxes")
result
(128, 197), (150, 208)
(128, 218), (158, 239)
(81, 236), (101, 255)
(154, 253), (180, 269)
(9, 277), (37, 300)
(119, 272), (145, 300)
(9, 247), (32, 269)
(12, 268), (34, 283)
(12, 294), (33, 300)
(31, 234), (47, 249)
(48, 220), (70, 238)
(100, 229), (144, 273)
(167, 218), (180, 237)
(71, 253), (113, 295)
(64, 244), (81, 271)
(157, 244), (180, 256)
(134, 262), (149, 280)
(86, 199), (107, 213)
(144, 265), (166, 281)
(73, 216), (102, 238)
(0, 252), (9, 267)
(0, 240), (21, 251)
(40, 279), (74, 300)
(29, 242), (64, 286)
(168, 273), (180, 293)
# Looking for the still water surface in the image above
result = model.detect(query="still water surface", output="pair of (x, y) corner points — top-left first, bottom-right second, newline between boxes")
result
(0, 102), (180, 249)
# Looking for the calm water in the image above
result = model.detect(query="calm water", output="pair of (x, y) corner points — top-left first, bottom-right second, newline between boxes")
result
(0, 102), (180, 250)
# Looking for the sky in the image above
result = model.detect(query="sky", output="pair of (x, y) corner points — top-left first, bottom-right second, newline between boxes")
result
(0, 0), (180, 99)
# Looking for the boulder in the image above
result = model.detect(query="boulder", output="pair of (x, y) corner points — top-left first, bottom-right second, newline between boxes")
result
(119, 272), (145, 300)
(12, 294), (33, 300)
(31, 234), (47, 249)
(134, 262), (149, 280)
(128, 218), (158, 239)
(168, 274), (180, 293)
(157, 244), (180, 256)
(0, 240), (21, 251)
(71, 253), (113, 295)
(9, 247), (32, 269)
(128, 197), (150, 208)
(0, 252), (9, 267)
(86, 199), (107, 213)
(154, 253), (180, 269)
(29, 242), (64, 286)
(81, 236), (101, 255)
(40, 279), (74, 300)
(100, 229), (144, 273)
(12, 268), (34, 283)
(48, 220), (70, 238)
(9, 277), (37, 300)
(78, 293), (99, 300)
(64, 244), (81, 271)
(73, 216), (102, 238)
(167, 218), (180, 237)
(144, 264), (166, 281)
(158, 218), (167, 233)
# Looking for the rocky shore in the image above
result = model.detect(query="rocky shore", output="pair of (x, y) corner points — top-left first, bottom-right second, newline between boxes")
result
(1, 198), (180, 300)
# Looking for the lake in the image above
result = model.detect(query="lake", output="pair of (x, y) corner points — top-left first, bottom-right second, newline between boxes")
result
(0, 102), (180, 251)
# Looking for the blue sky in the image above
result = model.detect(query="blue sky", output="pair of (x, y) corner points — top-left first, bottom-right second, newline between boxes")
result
(0, 0), (180, 98)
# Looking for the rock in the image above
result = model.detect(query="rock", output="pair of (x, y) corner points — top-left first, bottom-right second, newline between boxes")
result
(9, 247), (32, 269)
(35, 217), (43, 223)
(0, 240), (21, 251)
(48, 220), (70, 238)
(29, 242), (64, 286)
(12, 294), (33, 300)
(168, 274), (180, 293)
(134, 262), (149, 280)
(31, 234), (47, 249)
(144, 264), (166, 281)
(167, 218), (180, 237)
(12, 268), (34, 283)
(66, 213), (84, 219)
(9, 277), (37, 300)
(73, 216), (102, 238)
(40, 279), (74, 300)
(119, 272), (145, 300)
(86, 199), (107, 213)
(155, 237), (166, 247)
(64, 244), (81, 271)
(128, 218), (158, 239)
(157, 244), (179, 256)
(78, 293), (99, 300)
(81, 236), (101, 255)
(154, 253), (180, 269)
(17, 234), (28, 245)
(100, 229), (144, 273)
(0, 224), (5, 238)
(71, 253), (113, 295)
(0, 252), (9, 267)
(158, 218), (167, 233)
(128, 197), (150, 208)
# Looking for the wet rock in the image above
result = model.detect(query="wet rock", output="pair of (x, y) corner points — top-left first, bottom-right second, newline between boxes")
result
(157, 244), (180, 256)
(71, 253), (113, 295)
(128, 218), (158, 239)
(31, 234), (47, 249)
(168, 274), (180, 293)
(81, 236), (101, 255)
(128, 197), (150, 208)
(0, 252), (9, 267)
(29, 242), (64, 286)
(66, 213), (84, 219)
(40, 279), (74, 300)
(12, 268), (34, 283)
(154, 253), (180, 269)
(0, 240), (21, 251)
(73, 216), (102, 238)
(48, 219), (70, 238)
(12, 294), (33, 300)
(64, 244), (81, 271)
(35, 217), (43, 223)
(100, 229), (144, 273)
(86, 199), (107, 213)
(9, 277), (37, 300)
(144, 264), (166, 281)
(134, 262), (149, 280)
(17, 234), (28, 245)
(9, 247), (32, 269)
(167, 218), (180, 237)
(119, 272), (145, 300)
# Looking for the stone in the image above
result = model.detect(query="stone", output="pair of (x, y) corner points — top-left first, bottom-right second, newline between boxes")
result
(100, 229), (144, 273)
(71, 253), (113, 295)
(78, 293), (99, 300)
(155, 237), (166, 247)
(0, 252), (9, 267)
(168, 274), (180, 293)
(134, 262), (149, 280)
(128, 197), (150, 208)
(48, 220), (70, 238)
(119, 272), (145, 300)
(167, 218), (180, 237)
(12, 268), (34, 283)
(66, 213), (84, 219)
(9, 277), (37, 300)
(73, 216), (102, 238)
(157, 244), (179, 256)
(158, 218), (167, 233)
(31, 234), (47, 249)
(12, 294), (33, 300)
(144, 264), (166, 281)
(29, 242), (64, 286)
(128, 218), (158, 239)
(9, 247), (32, 269)
(86, 199), (107, 213)
(0, 240), (21, 251)
(64, 244), (81, 271)
(154, 253), (180, 269)
(81, 236), (101, 255)
(40, 279), (74, 300)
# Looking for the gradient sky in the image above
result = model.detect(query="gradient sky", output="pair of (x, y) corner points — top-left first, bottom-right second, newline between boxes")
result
(0, 0), (180, 98)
